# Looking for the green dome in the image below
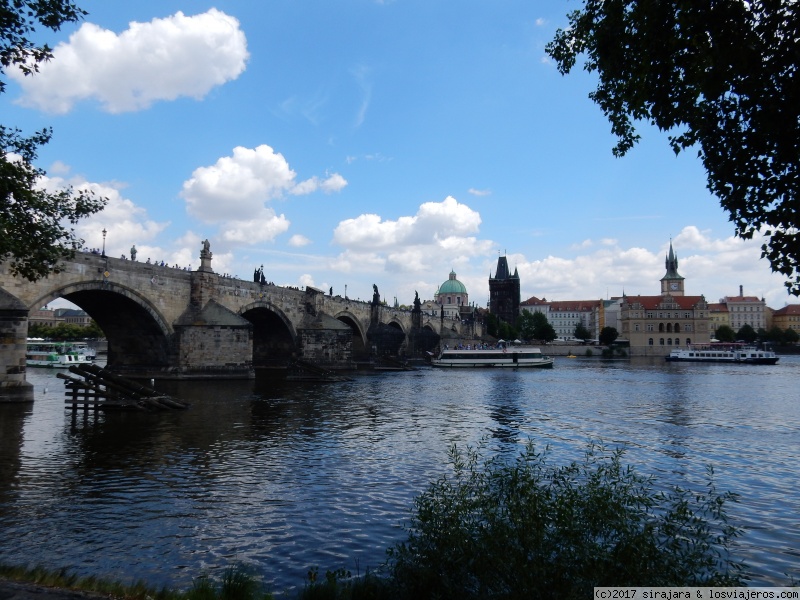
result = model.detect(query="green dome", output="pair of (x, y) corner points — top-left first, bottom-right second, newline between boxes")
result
(438, 270), (467, 294)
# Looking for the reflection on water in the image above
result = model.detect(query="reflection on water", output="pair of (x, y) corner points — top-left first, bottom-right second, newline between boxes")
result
(1, 357), (799, 589)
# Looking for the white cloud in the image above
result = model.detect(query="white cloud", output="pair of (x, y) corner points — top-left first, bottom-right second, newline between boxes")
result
(38, 169), (169, 256)
(181, 145), (347, 235)
(510, 225), (790, 307)
(328, 197), (494, 292)
(11, 9), (248, 113)
(220, 209), (291, 244)
(182, 145), (296, 221)
(291, 173), (348, 195)
(333, 196), (480, 250)
(468, 188), (491, 196)
(288, 234), (312, 247)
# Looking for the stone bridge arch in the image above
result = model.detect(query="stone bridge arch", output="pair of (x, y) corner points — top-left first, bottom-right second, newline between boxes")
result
(334, 310), (369, 360)
(238, 301), (298, 369)
(368, 318), (407, 357)
(32, 281), (174, 370)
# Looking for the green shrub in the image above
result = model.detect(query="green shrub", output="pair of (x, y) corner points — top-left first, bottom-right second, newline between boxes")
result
(186, 566), (270, 600)
(298, 567), (390, 600)
(387, 441), (747, 600)
(584, 348), (593, 357)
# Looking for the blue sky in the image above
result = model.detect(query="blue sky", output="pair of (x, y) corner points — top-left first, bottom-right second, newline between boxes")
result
(5, 1), (794, 309)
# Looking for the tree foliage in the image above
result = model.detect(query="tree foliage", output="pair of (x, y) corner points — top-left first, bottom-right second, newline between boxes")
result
(714, 324), (736, 343)
(518, 309), (557, 343)
(387, 441), (747, 599)
(784, 327), (799, 345)
(599, 325), (619, 346)
(736, 323), (758, 344)
(497, 320), (517, 342)
(1, 1), (106, 281)
(28, 320), (104, 340)
(484, 313), (500, 338)
(547, 1), (800, 295)
(516, 310), (535, 340)
(574, 321), (591, 341)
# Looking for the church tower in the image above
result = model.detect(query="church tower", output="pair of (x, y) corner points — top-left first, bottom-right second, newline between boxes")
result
(660, 240), (685, 296)
(489, 255), (520, 324)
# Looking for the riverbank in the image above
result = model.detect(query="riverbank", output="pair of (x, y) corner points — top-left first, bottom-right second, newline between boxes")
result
(0, 579), (112, 600)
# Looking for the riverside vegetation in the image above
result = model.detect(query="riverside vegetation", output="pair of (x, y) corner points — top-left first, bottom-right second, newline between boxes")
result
(1, 441), (749, 600)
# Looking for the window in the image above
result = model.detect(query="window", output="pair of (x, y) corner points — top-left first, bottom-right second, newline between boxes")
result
(667, 338), (673, 345)
(647, 324), (654, 331)
(660, 338), (665, 345)
(634, 323), (640, 332)
(686, 338), (691, 346)
(648, 338), (654, 345)
(666, 323), (672, 332)
(684, 324), (691, 331)
(674, 323), (680, 333)
(659, 323), (665, 332)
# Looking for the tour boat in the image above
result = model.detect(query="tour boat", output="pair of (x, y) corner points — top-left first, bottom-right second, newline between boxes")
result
(26, 339), (95, 368)
(431, 347), (554, 368)
(665, 343), (779, 365)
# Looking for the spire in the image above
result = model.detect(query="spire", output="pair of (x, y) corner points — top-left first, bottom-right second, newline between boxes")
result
(664, 239), (679, 276)
(493, 256), (510, 280)
(663, 239), (682, 279)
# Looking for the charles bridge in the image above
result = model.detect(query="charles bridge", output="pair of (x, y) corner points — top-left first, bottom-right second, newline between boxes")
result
(0, 244), (482, 401)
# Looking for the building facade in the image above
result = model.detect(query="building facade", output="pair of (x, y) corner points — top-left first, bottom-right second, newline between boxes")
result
(619, 241), (711, 356)
(772, 304), (800, 336)
(707, 302), (730, 337)
(489, 255), (520, 325)
(58, 308), (93, 327)
(547, 300), (601, 340)
(724, 286), (766, 332)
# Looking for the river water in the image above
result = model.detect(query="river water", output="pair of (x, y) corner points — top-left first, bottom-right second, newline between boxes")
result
(1, 356), (798, 591)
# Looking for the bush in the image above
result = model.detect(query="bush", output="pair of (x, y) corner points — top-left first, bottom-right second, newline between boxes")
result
(387, 442), (747, 600)
(298, 567), (390, 600)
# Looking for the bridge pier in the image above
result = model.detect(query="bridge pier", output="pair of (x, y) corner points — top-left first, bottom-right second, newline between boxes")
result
(0, 289), (33, 402)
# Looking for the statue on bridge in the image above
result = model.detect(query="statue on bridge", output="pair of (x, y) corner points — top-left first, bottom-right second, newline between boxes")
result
(198, 239), (214, 272)
(130, 245), (137, 261)
(372, 283), (380, 305)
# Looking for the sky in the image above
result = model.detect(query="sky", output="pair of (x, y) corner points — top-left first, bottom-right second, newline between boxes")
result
(4, 0), (796, 311)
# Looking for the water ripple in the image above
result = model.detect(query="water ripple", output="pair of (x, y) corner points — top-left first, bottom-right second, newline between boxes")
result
(1, 357), (799, 588)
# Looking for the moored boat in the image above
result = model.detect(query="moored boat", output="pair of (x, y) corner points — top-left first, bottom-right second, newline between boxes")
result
(431, 346), (554, 368)
(26, 339), (95, 368)
(665, 343), (779, 365)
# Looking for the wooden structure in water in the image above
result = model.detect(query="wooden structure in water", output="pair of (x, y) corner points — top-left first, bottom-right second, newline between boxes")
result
(58, 363), (189, 411)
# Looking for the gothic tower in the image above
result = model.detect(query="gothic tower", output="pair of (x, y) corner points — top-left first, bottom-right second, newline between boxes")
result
(489, 255), (520, 324)
(660, 240), (685, 296)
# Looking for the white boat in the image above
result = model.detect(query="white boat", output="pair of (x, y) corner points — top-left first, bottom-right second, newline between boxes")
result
(26, 339), (95, 368)
(68, 341), (97, 361)
(665, 343), (779, 365)
(431, 347), (554, 368)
